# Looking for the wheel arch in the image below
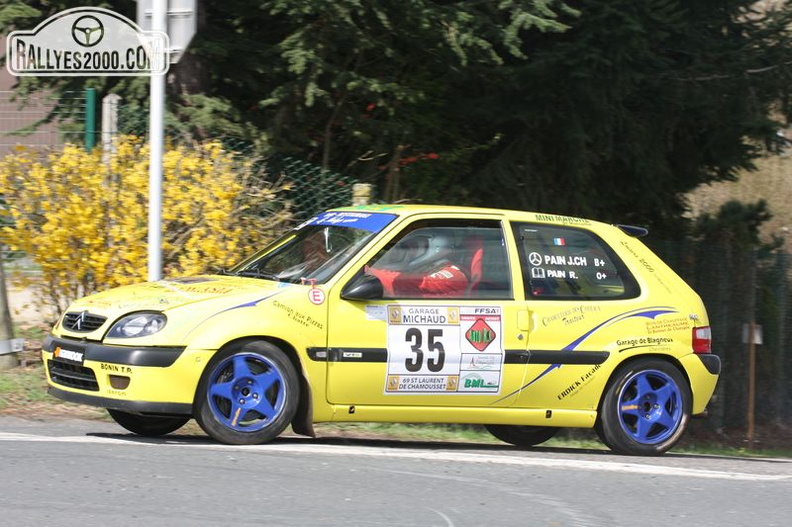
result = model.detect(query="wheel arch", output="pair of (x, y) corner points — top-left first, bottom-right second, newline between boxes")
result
(192, 335), (315, 438)
(595, 353), (691, 419)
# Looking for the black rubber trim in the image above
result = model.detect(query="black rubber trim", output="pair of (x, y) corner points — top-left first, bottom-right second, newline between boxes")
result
(48, 386), (193, 416)
(504, 350), (530, 364)
(328, 348), (388, 363)
(697, 353), (722, 375)
(306, 347), (608, 365)
(44, 335), (185, 368)
(526, 350), (610, 365)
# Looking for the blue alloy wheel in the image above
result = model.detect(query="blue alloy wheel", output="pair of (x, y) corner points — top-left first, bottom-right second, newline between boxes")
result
(596, 358), (691, 456)
(195, 341), (299, 445)
(208, 353), (286, 432)
(617, 369), (683, 444)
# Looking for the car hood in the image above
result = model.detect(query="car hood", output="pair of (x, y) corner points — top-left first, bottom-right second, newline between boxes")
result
(57, 275), (289, 338)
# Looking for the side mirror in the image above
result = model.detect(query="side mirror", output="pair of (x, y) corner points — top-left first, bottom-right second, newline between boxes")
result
(341, 273), (384, 300)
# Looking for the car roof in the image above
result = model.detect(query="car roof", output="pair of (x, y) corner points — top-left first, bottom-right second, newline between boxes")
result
(331, 203), (605, 226)
(333, 203), (507, 216)
(330, 204), (649, 237)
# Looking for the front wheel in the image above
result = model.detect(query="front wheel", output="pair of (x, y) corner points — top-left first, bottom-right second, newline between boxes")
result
(596, 358), (691, 456)
(484, 425), (559, 447)
(107, 409), (190, 437)
(195, 340), (299, 445)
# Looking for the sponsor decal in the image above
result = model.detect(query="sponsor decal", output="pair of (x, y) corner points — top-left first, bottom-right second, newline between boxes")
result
(167, 277), (216, 284)
(616, 336), (674, 348)
(534, 213), (591, 225)
(541, 305), (602, 327)
(53, 346), (84, 364)
(465, 318), (496, 352)
(299, 211), (397, 233)
(385, 305), (504, 394)
(365, 305), (387, 321)
(100, 363), (132, 373)
(645, 316), (690, 334)
(462, 353), (501, 371)
(557, 363), (602, 400)
(273, 300), (324, 330)
(460, 372), (500, 390)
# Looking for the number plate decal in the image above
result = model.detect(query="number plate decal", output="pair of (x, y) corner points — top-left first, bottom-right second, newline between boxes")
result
(385, 305), (504, 394)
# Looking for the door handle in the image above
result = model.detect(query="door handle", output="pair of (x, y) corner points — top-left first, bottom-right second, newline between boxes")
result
(517, 310), (531, 332)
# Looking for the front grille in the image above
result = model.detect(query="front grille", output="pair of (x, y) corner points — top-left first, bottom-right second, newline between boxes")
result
(48, 360), (99, 391)
(63, 311), (107, 332)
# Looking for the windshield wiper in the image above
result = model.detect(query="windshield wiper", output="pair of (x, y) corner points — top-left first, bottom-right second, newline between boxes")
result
(233, 269), (282, 281)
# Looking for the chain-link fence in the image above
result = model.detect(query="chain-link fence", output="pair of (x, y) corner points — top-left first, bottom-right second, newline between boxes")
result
(1, 90), (362, 221)
(0, 90), (87, 155)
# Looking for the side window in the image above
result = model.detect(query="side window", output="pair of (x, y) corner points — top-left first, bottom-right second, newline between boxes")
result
(365, 219), (512, 300)
(512, 223), (639, 300)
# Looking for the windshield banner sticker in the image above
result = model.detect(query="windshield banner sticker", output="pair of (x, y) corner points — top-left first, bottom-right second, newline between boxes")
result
(385, 305), (504, 394)
(300, 211), (396, 232)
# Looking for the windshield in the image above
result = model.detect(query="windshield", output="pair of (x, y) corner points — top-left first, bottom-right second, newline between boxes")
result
(229, 211), (396, 284)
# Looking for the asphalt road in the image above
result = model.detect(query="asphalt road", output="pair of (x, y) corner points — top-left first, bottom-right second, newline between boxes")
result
(1, 416), (790, 527)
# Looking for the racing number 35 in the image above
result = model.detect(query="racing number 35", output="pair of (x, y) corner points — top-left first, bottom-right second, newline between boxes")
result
(405, 328), (445, 372)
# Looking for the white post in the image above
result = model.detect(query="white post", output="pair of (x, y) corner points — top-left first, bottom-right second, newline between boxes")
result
(101, 93), (120, 165)
(148, 0), (167, 282)
(352, 183), (372, 206)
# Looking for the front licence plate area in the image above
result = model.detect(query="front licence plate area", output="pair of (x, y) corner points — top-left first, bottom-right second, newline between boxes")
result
(52, 345), (85, 365)
(44, 338), (99, 391)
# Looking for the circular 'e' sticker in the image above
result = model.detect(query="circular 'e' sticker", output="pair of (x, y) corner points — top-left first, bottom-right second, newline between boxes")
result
(308, 288), (326, 305)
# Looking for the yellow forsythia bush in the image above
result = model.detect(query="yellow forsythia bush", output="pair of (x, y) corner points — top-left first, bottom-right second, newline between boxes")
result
(0, 136), (291, 313)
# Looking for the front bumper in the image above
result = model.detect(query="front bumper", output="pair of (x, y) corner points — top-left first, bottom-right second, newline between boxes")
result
(44, 335), (185, 368)
(42, 335), (212, 415)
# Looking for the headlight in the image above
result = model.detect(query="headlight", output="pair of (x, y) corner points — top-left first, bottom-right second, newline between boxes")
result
(107, 313), (167, 338)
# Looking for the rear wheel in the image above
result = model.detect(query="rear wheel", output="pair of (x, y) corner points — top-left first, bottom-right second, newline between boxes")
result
(484, 425), (560, 447)
(597, 358), (690, 456)
(195, 340), (299, 445)
(107, 409), (189, 437)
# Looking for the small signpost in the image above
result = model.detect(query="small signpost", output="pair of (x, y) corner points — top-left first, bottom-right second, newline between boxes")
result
(135, 1), (197, 280)
(136, 0), (197, 65)
(743, 321), (763, 446)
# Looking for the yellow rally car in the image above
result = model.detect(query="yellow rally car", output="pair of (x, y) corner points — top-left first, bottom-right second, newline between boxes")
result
(42, 205), (720, 455)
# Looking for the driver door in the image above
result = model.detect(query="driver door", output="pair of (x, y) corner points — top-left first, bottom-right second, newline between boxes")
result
(325, 216), (528, 408)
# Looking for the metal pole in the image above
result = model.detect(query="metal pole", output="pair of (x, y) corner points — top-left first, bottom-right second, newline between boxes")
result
(85, 88), (96, 152)
(148, 0), (167, 282)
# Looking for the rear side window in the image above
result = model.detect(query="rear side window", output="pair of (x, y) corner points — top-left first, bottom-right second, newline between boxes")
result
(512, 223), (640, 300)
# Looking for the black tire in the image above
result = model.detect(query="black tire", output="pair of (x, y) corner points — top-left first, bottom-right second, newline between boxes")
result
(597, 358), (691, 456)
(484, 424), (560, 447)
(195, 340), (299, 445)
(107, 409), (190, 437)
